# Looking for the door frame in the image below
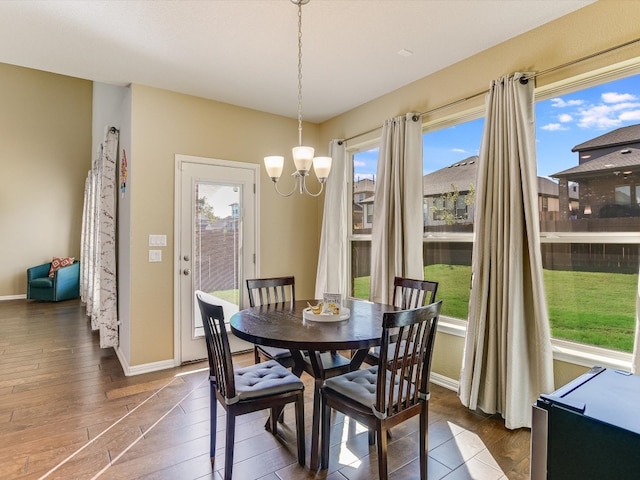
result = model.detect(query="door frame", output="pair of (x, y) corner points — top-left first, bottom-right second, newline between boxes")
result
(173, 154), (260, 366)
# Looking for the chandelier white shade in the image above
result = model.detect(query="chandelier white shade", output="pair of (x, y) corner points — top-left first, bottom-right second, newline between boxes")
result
(264, 0), (331, 197)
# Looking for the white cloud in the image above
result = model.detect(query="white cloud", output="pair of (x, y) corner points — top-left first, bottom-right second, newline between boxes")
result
(451, 148), (467, 153)
(601, 92), (637, 103)
(558, 113), (573, 123)
(577, 104), (621, 129)
(353, 160), (366, 167)
(541, 123), (566, 131)
(577, 102), (640, 129)
(619, 110), (640, 121)
(550, 98), (584, 108)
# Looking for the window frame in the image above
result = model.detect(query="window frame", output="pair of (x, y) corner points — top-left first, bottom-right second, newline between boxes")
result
(346, 59), (640, 372)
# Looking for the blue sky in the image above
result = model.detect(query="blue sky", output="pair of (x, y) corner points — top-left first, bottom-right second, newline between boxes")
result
(354, 72), (640, 181)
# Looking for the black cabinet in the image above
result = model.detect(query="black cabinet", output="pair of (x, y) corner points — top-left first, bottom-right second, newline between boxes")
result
(531, 366), (640, 479)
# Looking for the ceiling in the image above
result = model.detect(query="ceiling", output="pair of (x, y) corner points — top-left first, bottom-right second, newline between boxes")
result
(0, 0), (595, 123)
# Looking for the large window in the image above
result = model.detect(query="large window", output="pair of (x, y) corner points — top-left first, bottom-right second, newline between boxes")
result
(422, 117), (483, 320)
(347, 67), (640, 356)
(536, 71), (640, 353)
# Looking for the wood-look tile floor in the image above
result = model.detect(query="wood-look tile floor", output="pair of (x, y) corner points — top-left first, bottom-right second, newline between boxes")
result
(0, 299), (531, 479)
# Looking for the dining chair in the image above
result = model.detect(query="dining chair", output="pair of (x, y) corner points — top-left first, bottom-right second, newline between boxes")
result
(196, 292), (305, 480)
(364, 276), (438, 367)
(246, 276), (297, 369)
(320, 300), (442, 480)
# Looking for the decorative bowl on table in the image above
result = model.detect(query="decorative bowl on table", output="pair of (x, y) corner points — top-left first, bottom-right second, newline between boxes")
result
(303, 307), (350, 322)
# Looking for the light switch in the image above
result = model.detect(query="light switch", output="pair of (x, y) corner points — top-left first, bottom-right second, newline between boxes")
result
(149, 250), (162, 262)
(149, 234), (167, 247)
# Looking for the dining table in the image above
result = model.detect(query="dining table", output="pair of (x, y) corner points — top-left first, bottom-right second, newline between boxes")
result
(229, 298), (398, 471)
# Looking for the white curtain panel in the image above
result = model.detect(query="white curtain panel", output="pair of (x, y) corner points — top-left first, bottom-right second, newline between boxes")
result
(80, 126), (119, 348)
(370, 113), (424, 305)
(458, 73), (554, 429)
(315, 140), (349, 300)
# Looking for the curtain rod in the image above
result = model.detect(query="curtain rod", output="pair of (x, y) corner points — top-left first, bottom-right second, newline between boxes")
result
(339, 36), (640, 146)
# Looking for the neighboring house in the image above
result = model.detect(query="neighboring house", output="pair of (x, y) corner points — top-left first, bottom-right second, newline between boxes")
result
(354, 155), (575, 233)
(422, 156), (575, 229)
(353, 178), (375, 230)
(537, 176), (580, 221)
(423, 156), (478, 228)
(552, 124), (640, 220)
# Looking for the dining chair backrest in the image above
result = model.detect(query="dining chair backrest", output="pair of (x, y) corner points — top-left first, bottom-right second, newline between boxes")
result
(197, 293), (236, 400)
(246, 276), (295, 307)
(375, 300), (442, 419)
(392, 277), (438, 309)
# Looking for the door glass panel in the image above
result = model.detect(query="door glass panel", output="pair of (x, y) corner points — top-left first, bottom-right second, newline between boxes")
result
(193, 182), (241, 334)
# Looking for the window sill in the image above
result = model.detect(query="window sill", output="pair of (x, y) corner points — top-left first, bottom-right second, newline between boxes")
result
(437, 318), (634, 372)
(551, 338), (633, 371)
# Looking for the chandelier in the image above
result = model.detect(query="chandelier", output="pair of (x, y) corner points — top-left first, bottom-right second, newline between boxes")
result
(264, 0), (332, 197)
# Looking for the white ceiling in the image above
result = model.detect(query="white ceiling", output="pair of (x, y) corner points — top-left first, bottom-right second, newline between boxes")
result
(0, 0), (595, 123)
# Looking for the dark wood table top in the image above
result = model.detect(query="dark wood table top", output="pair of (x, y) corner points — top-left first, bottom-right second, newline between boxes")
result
(230, 298), (398, 351)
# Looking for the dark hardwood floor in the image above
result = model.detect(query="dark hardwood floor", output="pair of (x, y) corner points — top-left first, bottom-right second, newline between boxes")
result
(0, 299), (531, 479)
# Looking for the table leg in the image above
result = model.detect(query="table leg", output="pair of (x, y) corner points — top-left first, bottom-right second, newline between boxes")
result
(290, 350), (352, 471)
(349, 348), (368, 371)
(306, 351), (324, 471)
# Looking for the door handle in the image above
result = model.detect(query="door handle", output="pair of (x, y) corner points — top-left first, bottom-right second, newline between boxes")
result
(183, 269), (191, 276)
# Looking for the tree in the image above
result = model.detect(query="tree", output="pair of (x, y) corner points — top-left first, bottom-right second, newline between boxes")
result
(431, 183), (476, 225)
(197, 197), (221, 224)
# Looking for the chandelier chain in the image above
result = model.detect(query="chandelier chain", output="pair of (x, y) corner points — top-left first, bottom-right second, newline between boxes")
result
(297, 1), (303, 146)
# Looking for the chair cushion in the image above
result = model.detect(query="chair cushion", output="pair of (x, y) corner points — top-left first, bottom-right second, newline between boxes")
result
(48, 257), (75, 277)
(368, 340), (413, 361)
(324, 366), (379, 408)
(230, 360), (303, 404)
(29, 277), (54, 288)
(323, 366), (415, 418)
(258, 345), (292, 361)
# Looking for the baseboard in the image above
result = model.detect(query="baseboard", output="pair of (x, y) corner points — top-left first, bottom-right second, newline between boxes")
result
(0, 294), (27, 301)
(115, 346), (178, 377)
(430, 372), (459, 392)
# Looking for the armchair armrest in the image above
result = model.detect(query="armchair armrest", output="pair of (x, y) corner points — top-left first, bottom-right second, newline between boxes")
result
(54, 261), (80, 282)
(27, 263), (52, 281)
(52, 261), (80, 301)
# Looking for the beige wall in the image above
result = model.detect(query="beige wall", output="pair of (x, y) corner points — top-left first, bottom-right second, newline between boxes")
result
(2, 0), (640, 384)
(319, 0), (640, 388)
(127, 85), (322, 365)
(0, 63), (92, 296)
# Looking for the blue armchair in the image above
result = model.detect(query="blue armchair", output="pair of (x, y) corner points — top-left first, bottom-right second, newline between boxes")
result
(27, 261), (80, 302)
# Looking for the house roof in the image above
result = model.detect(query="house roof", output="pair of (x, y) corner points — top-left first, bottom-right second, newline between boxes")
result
(552, 147), (640, 178)
(423, 156), (478, 196)
(353, 178), (376, 194)
(537, 176), (560, 196)
(571, 124), (640, 152)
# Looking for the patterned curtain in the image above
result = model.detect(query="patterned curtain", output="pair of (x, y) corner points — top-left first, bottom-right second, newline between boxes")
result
(80, 126), (119, 348)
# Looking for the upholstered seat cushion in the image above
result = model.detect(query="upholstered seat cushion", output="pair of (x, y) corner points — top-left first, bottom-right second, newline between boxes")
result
(323, 366), (415, 417)
(258, 345), (292, 360)
(229, 359), (304, 404)
(367, 339), (414, 361)
(29, 277), (54, 288)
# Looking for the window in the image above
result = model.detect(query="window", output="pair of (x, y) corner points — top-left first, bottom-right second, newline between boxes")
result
(422, 117), (483, 320)
(615, 185), (631, 205)
(351, 146), (378, 299)
(347, 65), (640, 359)
(537, 70), (640, 353)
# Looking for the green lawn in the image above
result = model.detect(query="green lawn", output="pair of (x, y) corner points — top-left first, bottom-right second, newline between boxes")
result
(354, 265), (638, 352)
